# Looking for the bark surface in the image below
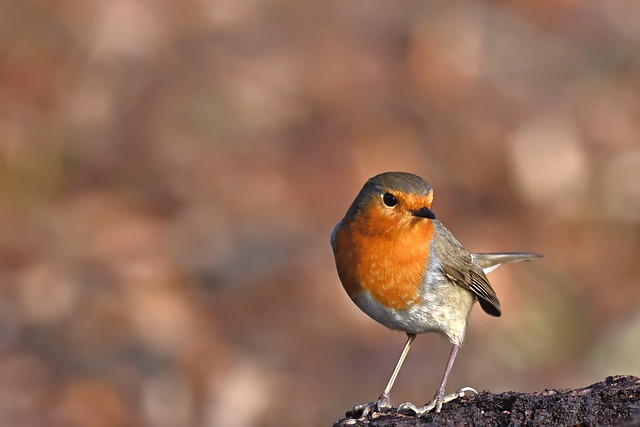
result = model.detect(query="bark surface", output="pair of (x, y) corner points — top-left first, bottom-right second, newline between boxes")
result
(333, 375), (640, 427)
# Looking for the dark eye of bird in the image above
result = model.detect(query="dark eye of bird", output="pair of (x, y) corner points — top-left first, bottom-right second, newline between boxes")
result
(382, 192), (398, 207)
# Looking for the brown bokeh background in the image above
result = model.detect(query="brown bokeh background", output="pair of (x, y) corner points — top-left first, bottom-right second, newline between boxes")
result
(1, 1), (640, 426)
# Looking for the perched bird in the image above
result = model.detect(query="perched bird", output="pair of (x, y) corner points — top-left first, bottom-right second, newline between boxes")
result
(330, 172), (541, 418)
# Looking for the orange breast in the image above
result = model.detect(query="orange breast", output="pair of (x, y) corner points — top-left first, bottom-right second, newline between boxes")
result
(334, 217), (434, 311)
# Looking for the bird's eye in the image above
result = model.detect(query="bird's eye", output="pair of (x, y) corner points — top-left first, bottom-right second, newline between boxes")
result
(382, 192), (398, 207)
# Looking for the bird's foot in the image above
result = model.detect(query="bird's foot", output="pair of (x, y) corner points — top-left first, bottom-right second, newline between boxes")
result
(347, 394), (393, 418)
(397, 387), (478, 416)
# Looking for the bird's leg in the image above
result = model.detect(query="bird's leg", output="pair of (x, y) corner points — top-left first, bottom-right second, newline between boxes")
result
(349, 333), (416, 418)
(398, 344), (478, 416)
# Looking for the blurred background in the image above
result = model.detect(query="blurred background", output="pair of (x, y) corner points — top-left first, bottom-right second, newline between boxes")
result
(1, 0), (640, 426)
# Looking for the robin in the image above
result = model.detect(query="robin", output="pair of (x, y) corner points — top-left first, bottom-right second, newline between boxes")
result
(331, 172), (541, 418)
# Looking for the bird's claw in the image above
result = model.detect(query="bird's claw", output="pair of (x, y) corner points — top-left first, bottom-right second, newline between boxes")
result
(397, 400), (436, 416)
(397, 387), (478, 416)
(347, 395), (393, 418)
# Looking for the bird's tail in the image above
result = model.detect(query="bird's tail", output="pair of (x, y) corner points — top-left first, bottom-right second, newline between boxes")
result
(471, 252), (542, 274)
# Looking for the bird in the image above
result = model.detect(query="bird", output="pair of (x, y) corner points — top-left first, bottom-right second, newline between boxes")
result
(330, 172), (541, 418)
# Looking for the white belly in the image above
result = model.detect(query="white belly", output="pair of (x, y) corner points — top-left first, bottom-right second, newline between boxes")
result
(351, 277), (475, 345)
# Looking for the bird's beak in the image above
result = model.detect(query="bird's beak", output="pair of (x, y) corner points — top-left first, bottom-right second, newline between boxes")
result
(410, 207), (436, 220)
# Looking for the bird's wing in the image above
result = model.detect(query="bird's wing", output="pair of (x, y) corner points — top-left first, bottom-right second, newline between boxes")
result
(434, 222), (501, 317)
(441, 259), (501, 316)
